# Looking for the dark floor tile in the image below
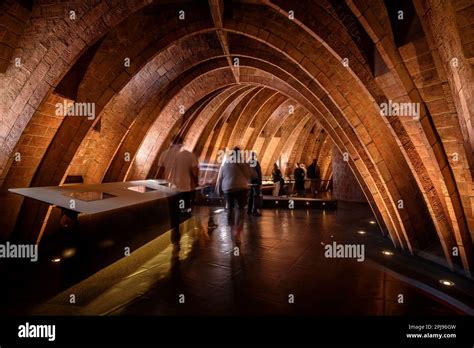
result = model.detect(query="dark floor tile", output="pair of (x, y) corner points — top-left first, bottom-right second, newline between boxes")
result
(31, 204), (466, 316)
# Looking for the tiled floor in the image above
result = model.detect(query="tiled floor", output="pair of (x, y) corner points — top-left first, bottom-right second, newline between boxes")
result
(89, 204), (462, 316)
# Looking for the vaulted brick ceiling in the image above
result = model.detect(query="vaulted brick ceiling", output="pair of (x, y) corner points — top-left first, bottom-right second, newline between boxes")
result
(0, 0), (473, 277)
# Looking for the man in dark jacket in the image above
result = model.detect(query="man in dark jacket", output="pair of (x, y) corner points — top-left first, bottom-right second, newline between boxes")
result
(247, 152), (262, 216)
(307, 159), (320, 198)
(294, 163), (306, 197)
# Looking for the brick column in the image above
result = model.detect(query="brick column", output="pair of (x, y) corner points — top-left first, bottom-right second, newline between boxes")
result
(332, 145), (366, 203)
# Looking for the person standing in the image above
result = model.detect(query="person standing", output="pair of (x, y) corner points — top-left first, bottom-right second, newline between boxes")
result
(284, 162), (292, 180)
(294, 163), (306, 197)
(307, 159), (320, 198)
(157, 136), (199, 256)
(272, 163), (283, 196)
(218, 147), (256, 241)
(247, 152), (262, 216)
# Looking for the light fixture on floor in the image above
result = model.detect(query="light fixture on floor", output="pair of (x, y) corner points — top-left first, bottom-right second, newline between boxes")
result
(357, 230), (366, 235)
(382, 250), (393, 256)
(439, 279), (454, 287)
(369, 220), (376, 225)
(98, 239), (115, 248)
(51, 258), (61, 263)
(62, 247), (76, 258)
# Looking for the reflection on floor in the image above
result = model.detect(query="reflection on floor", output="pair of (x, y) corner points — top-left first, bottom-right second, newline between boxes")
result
(33, 203), (466, 316)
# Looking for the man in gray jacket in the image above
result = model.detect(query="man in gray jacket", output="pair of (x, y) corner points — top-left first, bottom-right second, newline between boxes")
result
(217, 147), (256, 240)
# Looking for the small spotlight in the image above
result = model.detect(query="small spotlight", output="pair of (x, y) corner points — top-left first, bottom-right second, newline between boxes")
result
(306, 202), (310, 205)
(382, 250), (393, 256)
(357, 230), (366, 235)
(369, 220), (376, 225)
(62, 248), (76, 258)
(98, 239), (115, 248)
(322, 202), (326, 206)
(51, 258), (61, 263)
(439, 279), (454, 287)
(275, 201), (279, 204)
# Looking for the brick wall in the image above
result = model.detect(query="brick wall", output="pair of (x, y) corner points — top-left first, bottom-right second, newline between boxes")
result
(0, 0), (31, 73)
(332, 145), (366, 203)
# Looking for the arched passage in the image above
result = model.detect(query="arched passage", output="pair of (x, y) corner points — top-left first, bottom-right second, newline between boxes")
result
(0, 0), (472, 281)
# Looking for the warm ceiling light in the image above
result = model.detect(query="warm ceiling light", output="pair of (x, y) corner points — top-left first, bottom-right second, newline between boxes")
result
(369, 220), (376, 224)
(51, 258), (61, 263)
(382, 250), (393, 256)
(439, 279), (454, 287)
(357, 230), (366, 235)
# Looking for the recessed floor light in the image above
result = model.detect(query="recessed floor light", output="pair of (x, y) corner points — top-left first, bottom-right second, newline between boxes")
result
(357, 230), (366, 235)
(62, 248), (76, 258)
(439, 279), (454, 287)
(382, 250), (393, 256)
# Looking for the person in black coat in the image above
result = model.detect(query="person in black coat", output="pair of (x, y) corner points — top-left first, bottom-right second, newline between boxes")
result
(307, 159), (320, 198)
(272, 163), (283, 196)
(247, 153), (262, 216)
(294, 163), (306, 197)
